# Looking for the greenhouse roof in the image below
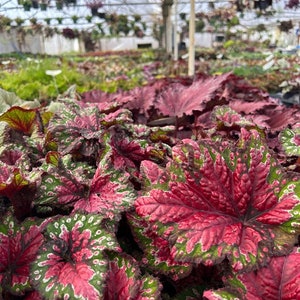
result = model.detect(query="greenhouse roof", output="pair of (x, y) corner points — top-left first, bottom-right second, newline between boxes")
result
(0, 0), (300, 30)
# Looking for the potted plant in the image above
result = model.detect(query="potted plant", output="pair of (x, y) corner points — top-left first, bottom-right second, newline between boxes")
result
(133, 14), (141, 22)
(29, 17), (38, 25)
(62, 27), (79, 39)
(134, 25), (144, 38)
(98, 12), (106, 19)
(85, 0), (103, 16)
(56, 0), (63, 10)
(85, 15), (93, 23)
(22, 0), (32, 11)
(64, 0), (77, 5)
(32, 0), (39, 9)
(71, 15), (79, 24)
(179, 12), (186, 20)
(96, 22), (105, 35)
(117, 15), (130, 36)
(44, 26), (55, 38)
(40, 0), (49, 10)
(56, 17), (63, 24)
(15, 17), (25, 26)
(44, 18), (52, 25)
(107, 13), (118, 23)
(0, 15), (12, 32)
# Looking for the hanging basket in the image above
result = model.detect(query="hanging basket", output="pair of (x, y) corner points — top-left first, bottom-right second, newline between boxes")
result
(91, 7), (98, 16)
(98, 12), (106, 19)
(56, 18), (63, 24)
(23, 3), (31, 11)
(44, 18), (51, 25)
(32, 1), (39, 9)
(71, 16), (79, 24)
(40, 3), (47, 11)
(56, 1), (63, 10)
(65, 0), (77, 4)
(85, 16), (93, 23)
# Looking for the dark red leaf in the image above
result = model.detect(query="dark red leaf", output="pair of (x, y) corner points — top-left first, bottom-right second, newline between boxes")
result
(122, 85), (156, 116)
(156, 72), (232, 117)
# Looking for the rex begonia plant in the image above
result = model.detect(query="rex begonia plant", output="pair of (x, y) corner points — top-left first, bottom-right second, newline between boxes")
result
(0, 72), (299, 299)
(134, 129), (300, 272)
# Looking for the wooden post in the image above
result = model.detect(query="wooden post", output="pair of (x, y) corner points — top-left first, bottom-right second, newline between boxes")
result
(162, 0), (173, 54)
(174, 0), (178, 60)
(188, 0), (195, 77)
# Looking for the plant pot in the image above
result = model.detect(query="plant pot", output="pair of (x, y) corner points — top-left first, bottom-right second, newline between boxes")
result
(56, 18), (63, 24)
(23, 3), (31, 11)
(56, 2), (63, 9)
(40, 3), (47, 11)
(91, 7), (98, 16)
(85, 16), (93, 23)
(32, 1), (39, 9)
(72, 17), (79, 24)
(179, 13), (186, 20)
(44, 18), (51, 25)
(98, 12), (106, 19)
(15, 19), (25, 26)
(30, 18), (38, 25)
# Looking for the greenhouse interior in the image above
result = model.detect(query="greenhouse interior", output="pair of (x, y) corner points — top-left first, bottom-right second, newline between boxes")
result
(0, 0), (300, 299)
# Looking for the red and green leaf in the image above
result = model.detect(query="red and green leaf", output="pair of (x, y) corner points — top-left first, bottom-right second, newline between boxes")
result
(36, 152), (136, 219)
(122, 85), (156, 116)
(47, 100), (132, 161)
(0, 145), (30, 169)
(47, 103), (104, 158)
(0, 165), (29, 198)
(0, 106), (37, 135)
(0, 158), (42, 219)
(108, 127), (147, 171)
(31, 213), (120, 299)
(280, 127), (300, 156)
(45, 151), (61, 167)
(104, 251), (162, 299)
(127, 213), (192, 281)
(212, 105), (254, 128)
(35, 155), (94, 211)
(0, 212), (44, 295)
(204, 247), (300, 300)
(74, 160), (137, 219)
(139, 160), (170, 191)
(135, 133), (300, 271)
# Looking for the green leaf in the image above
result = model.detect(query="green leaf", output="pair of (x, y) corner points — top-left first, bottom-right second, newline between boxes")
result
(280, 127), (300, 156)
(0, 106), (37, 135)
